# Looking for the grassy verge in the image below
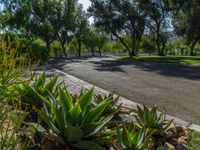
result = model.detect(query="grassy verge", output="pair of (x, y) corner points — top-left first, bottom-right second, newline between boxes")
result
(186, 130), (200, 150)
(115, 56), (200, 66)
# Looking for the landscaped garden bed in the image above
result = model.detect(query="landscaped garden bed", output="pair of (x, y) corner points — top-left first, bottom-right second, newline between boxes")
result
(0, 37), (199, 150)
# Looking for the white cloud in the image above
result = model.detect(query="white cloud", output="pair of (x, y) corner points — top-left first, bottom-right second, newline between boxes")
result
(78, 0), (91, 10)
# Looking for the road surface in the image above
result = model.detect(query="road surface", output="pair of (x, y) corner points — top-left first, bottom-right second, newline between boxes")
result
(48, 57), (200, 124)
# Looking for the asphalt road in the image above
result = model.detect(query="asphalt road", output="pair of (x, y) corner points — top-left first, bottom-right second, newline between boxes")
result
(48, 57), (200, 124)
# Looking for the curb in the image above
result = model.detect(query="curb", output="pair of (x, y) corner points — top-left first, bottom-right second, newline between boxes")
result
(54, 68), (200, 132)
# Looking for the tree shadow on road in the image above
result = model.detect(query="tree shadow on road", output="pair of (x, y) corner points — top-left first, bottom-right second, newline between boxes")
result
(90, 59), (200, 80)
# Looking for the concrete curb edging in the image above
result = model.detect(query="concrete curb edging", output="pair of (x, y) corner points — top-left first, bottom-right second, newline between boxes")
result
(54, 68), (200, 132)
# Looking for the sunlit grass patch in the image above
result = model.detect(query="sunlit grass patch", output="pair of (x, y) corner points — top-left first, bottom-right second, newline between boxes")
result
(186, 130), (200, 150)
(115, 56), (200, 66)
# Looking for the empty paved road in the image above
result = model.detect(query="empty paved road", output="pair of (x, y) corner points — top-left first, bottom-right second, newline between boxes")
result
(48, 57), (200, 124)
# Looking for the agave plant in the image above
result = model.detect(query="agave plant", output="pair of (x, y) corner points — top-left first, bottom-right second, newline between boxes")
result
(18, 72), (61, 109)
(133, 105), (173, 135)
(116, 124), (152, 150)
(94, 93), (122, 116)
(30, 87), (114, 150)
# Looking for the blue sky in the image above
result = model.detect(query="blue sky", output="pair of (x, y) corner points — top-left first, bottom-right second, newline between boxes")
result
(78, 0), (93, 23)
(79, 0), (91, 10)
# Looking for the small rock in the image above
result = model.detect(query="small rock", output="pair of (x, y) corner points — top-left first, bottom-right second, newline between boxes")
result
(176, 144), (187, 150)
(178, 131), (186, 137)
(168, 138), (178, 146)
(166, 131), (175, 138)
(157, 138), (165, 146)
(178, 137), (186, 144)
(179, 125), (189, 132)
(176, 126), (183, 132)
(157, 146), (165, 150)
(164, 142), (175, 150)
(168, 123), (177, 133)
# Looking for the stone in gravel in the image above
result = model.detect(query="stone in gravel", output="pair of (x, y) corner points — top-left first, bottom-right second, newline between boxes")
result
(178, 137), (186, 144)
(176, 144), (187, 150)
(168, 138), (178, 146)
(178, 131), (186, 137)
(157, 146), (165, 150)
(157, 138), (165, 146)
(164, 142), (175, 150)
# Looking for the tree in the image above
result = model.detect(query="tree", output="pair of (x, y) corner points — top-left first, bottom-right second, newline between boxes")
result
(56, 0), (77, 57)
(88, 0), (147, 57)
(1, 0), (60, 55)
(83, 29), (98, 56)
(140, 35), (156, 55)
(83, 27), (108, 56)
(172, 0), (200, 55)
(96, 33), (108, 56)
(142, 0), (170, 56)
(74, 4), (89, 57)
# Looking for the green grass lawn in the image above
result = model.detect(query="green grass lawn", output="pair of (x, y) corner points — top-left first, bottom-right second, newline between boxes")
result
(115, 56), (200, 66)
(186, 130), (200, 150)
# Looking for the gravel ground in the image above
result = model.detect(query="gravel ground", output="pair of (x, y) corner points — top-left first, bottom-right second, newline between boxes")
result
(48, 57), (200, 124)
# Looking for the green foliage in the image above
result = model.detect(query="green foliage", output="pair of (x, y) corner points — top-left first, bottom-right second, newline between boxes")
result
(140, 35), (156, 55)
(117, 124), (152, 150)
(18, 72), (61, 109)
(30, 87), (114, 149)
(50, 41), (63, 58)
(0, 33), (32, 149)
(133, 105), (173, 136)
(89, 0), (147, 56)
(115, 56), (200, 66)
(0, 35), (32, 103)
(30, 39), (48, 63)
(0, 104), (29, 150)
(94, 93), (121, 116)
(186, 130), (200, 150)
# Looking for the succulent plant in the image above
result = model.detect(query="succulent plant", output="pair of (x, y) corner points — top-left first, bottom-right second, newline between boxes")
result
(30, 87), (114, 150)
(18, 72), (61, 108)
(117, 124), (152, 150)
(133, 105), (173, 136)
(94, 93), (122, 116)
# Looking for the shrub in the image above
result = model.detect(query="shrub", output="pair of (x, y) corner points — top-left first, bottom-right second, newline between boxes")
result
(133, 105), (173, 136)
(18, 72), (61, 109)
(94, 93), (122, 116)
(0, 34), (32, 103)
(50, 41), (63, 58)
(0, 34), (33, 149)
(30, 39), (48, 64)
(29, 87), (114, 149)
(116, 124), (152, 150)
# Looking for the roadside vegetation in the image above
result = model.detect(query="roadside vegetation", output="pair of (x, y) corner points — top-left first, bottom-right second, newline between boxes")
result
(0, 0), (200, 63)
(0, 36), (198, 149)
(186, 130), (200, 150)
(0, 0), (200, 149)
(115, 56), (200, 66)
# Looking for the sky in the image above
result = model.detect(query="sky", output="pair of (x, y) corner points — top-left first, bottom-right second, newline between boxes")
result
(78, 0), (91, 10)
(78, 0), (93, 23)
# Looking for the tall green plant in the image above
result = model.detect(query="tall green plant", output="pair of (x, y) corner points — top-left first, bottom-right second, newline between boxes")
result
(133, 105), (173, 136)
(116, 124), (152, 150)
(30, 87), (114, 150)
(0, 35), (32, 103)
(18, 72), (61, 109)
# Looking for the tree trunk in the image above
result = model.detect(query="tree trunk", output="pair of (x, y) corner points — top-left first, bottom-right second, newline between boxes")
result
(111, 29), (131, 54)
(77, 41), (81, 57)
(130, 34), (137, 57)
(91, 48), (95, 57)
(46, 42), (51, 57)
(160, 35), (166, 56)
(61, 43), (67, 57)
(190, 40), (197, 56)
(99, 48), (101, 56)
